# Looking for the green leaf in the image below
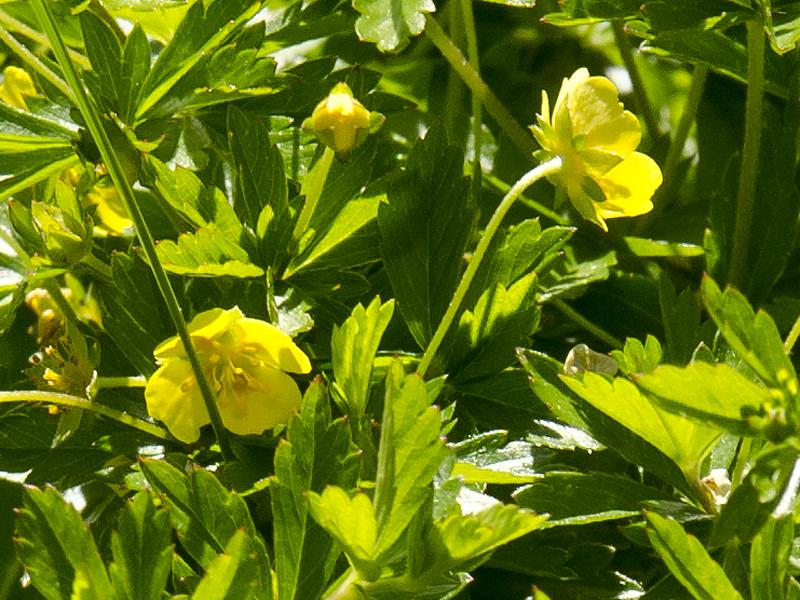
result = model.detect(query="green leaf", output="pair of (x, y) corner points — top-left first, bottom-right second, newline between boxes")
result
(331, 297), (395, 418)
(95, 253), (165, 376)
(373, 362), (450, 557)
(119, 24), (151, 123)
(562, 373), (721, 476)
(109, 491), (172, 600)
(610, 335), (662, 376)
(518, 351), (693, 494)
(436, 503), (547, 565)
(227, 106), (287, 232)
(353, 0), (434, 52)
(750, 514), (794, 600)
(15, 486), (113, 600)
(136, 0), (260, 118)
(0, 202), (30, 335)
(448, 272), (539, 382)
(622, 237), (704, 258)
(307, 487), (380, 580)
(658, 275), (702, 365)
(190, 529), (271, 600)
(711, 445), (798, 547)
(646, 512), (744, 600)
(642, 0), (741, 33)
(514, 472), (672, 527)
(155, 223), (263, 278)
(79, 10), (123, 111)
(702, 277), (796, 388)
(637, 362), (774, 436)
(270, 382), (360, 600)
(537, 250), (617, 301)
(378, 126), (475, 349)
(452, 439), (538, 485)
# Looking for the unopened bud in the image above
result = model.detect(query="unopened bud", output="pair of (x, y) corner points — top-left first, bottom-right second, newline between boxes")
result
(303, 82), (384, 154)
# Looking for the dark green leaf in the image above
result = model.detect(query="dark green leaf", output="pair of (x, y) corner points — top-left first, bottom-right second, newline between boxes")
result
(750, 514), (793, 600)
(378, 126), (475, 349)
(79, 11), (123, 110)
(119, 24), (151, 123)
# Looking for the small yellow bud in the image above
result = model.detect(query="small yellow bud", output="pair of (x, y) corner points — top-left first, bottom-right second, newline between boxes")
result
(0, 66), (38, 110)
(303, 83), (383, 154)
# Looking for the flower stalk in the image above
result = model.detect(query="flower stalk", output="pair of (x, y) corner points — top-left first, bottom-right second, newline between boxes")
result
(417, 158), (563, 377)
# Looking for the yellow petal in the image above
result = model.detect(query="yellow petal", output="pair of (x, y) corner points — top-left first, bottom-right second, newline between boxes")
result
(594, 152), (662, 219)
(235, 318), (312, 373)
(87, 185), (133, 235)
(567, 75), (640, 156)
(552, 69), (588, 142)
(154, 307), (239, 359)
(145, 359), (210, 443)
(0, 66), (37, 110)
(216, 364), (302, 436)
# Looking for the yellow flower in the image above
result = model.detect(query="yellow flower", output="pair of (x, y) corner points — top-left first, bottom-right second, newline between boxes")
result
(0, 66), (38, 110)
(145, 307), (311, 443)
(86, 181), (133, 235)
(531, 68), (662, 230)
(302, 82), (384, 153)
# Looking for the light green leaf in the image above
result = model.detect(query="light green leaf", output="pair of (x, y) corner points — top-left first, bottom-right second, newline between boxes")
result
(646, 512), (744, 600)
(514, 472), (672, 527)
(563, 373), (721, 475)
(15, 486), (113, 600)
(155, 224), (262, 278)
(270, 382), (360, 600)
(307, 486), (380, 580)
(750, 514), (794, 600)
(437, 504), (547, 564)
(636, 362), (773, 436)
(190, 529), (270, 600)
(622, 237), (704, 258)
(702, 277), (796, 389)
(353, 0), (435, 52)
(452, 440), (538, 485)
(109, 491), (172, 600)
(331, 297), (395, 418)
(378, 125), (476, 349)
(373, 362), (450, 557)
(609, 335), (661, 376)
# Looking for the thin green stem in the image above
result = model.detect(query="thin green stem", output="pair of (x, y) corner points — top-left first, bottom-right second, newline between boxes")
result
(459, 0), (483, 173)
(0, 391), (169, 440)
(95, 375), (147, 389)
(0, 26), (76, 103)
(785, 311), (800, 352)
(425, 14), (537, 159)
(613, 21), (661, 140)
(483, 173), (568, 225)
(31, 0), (233, 460)
(661, 64), (708, 200)
(550, 297), (624, 350)
(729, 16), (765, 289)
(0, 8), (91, 70)
(291, 146), (335, 246)
(417, 158), (562, 377)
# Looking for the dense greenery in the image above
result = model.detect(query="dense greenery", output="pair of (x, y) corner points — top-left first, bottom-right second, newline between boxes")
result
(1, 0), (800, 598)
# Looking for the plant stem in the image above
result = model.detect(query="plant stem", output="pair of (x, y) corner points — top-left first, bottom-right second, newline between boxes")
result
(425, 14), (537, 159)
(459, 0), (483, 173)
(728, 16), (765, 290)
(30, 0), (233, 460)
(613, 21), (661, 140)
(659, 64), (708, 205)
(550, 297), (624, 350)
(95, 375), (147, 389)
(483, 173), (568, 225)
(0, 390), (169, 440)
(0, 26), (76, 103)
(417, 158), (562, 377)
(291, 145), (335, 246)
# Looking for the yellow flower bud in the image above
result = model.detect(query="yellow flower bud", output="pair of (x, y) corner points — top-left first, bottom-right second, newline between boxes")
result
(303, 82), (383, 154)
(530, 68), (662, 231)
(0, 66), (38, 110)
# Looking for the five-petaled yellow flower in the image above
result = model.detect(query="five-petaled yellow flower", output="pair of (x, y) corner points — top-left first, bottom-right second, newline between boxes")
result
(531, 68), (662, 230)
(145, 307), (311, 443)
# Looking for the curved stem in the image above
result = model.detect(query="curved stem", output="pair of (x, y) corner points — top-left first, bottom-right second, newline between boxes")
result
(0, 391), (169, 440)
(483, 173), (568, 225)
(417, 158), (562, 376)
(291, 146), (335, 247)
(424, 14), (537, 159)
(728, 16), (765, 289)
(31, 0), (233, 460)
(613, 21), (661, 140)
(550, 297), (624, 350)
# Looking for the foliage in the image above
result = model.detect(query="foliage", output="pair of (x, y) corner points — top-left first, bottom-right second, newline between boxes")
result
(1, 0), (800, 599)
